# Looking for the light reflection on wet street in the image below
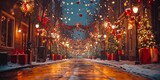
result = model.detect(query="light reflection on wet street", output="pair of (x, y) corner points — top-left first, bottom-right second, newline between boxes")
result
(0, 59), (150, 80)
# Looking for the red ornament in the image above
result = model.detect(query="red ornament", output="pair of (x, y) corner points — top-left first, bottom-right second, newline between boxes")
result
(144, 38), (147, 42)
(45, 27), (49, 30)
(42, 17), (50, 26)
(136, 0), (142, 3)
(106, 17), (109, 22)
(112, 30), (116, 36)
(39, 31), (42, 34)
(130, 16), (135, 21)
(52, 29), (56, 33)
(148, 0), (153, 5)
(37, 16), (50, 26)
(125, 8), (132, 16)
(77, 1), (80, 4)
(79, 14), (82, 17)
(117, 34), (121, 39)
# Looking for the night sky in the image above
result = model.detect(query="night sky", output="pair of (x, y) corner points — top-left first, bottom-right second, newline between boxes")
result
(61, 0), (100, 40)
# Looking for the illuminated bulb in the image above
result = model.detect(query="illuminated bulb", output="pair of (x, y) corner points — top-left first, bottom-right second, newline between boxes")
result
(68, 18), (71, 21)
(101, 18), (103, 20)
(112, 1), (115, 4)
(99, 15), (102, 18)
(35, 24), (39, 28)
(104, 35), (106, 38)
(108, 8), (110, 10)
(104, 22), (108, 27)
(71, 12), (74, 14)
(112, 25), (116, 29)
(62, 1), (65, 4)
(18, 29), (21, 32)
(71, 2), (74, 5)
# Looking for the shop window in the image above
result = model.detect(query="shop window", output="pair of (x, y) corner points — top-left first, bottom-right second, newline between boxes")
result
(0, 12), (14, 47)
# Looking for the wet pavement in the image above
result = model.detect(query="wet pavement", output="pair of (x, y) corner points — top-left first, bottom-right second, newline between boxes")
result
(0, 59), (150, 80)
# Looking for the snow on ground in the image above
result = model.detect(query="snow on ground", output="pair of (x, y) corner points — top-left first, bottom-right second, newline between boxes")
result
(87, 59), (160, 80)
(0, 62), (30, 72)
(1, 59), (160, 80)
(0, 59), (66, 72)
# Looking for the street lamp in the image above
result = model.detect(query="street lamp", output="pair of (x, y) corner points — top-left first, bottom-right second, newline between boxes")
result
(100, 34), (106, 60)
(112, 24), (119, 61)
(35, 23), (39, 28)
(103, 34), (106, 53)
(65, 42), (69, 59)
(20, 0), (34, 64)
(132, 6), (140, 64)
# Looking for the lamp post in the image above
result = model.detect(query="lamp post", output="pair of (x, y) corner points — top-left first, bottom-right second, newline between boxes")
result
(98, 34), (106, 60)
(20, 0), (34, 64)
(112, 25), (119, 61)
(103, 35), (106, 53)
(65, 42), (69, 59)
(132, 6), (140, 64)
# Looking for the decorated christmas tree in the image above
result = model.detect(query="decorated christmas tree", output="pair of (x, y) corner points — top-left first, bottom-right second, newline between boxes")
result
(51, 42), (58, 53)
(107, 33), (118, 54)
(138, 8), (156, 48)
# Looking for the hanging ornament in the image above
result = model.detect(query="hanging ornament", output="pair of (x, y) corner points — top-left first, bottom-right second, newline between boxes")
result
(143, 38), (147, 42)
(106, 17), (109, 22)
(42, 17), (50, 26)
(45, 27), (49, 31)
(79, 14), (82, 17)
(130, 16), (135, 21)
(112, 30), (116, 36)
(39, 30), (42, 34)
(77, 1), (80, 4)
(148, 0), (153, 6)
(125, 8), (132, 16)
(136, 0), (142, 3)
(38, 16), (50, 26)
(117, 34), (121, 39)
(90, 0), (93, 3)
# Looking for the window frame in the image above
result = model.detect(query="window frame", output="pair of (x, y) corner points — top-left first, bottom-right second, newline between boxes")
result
(0, 10), (15, 48)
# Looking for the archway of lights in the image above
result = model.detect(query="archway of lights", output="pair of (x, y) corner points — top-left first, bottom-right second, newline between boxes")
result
(54, 0), (101, 57)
